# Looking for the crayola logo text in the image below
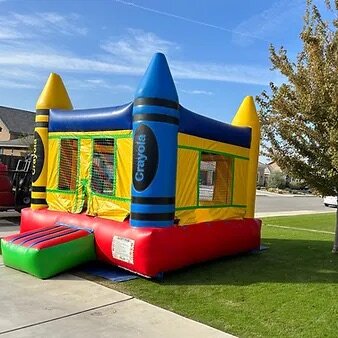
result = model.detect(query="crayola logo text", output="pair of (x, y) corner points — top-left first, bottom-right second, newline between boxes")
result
(32, 131), (44, 183)
(132, 124), (158, 191)
(135, 134), (147, 182)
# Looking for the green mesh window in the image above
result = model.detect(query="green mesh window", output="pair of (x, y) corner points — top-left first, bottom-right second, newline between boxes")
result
(91, 139), (114, 195)
(58, 139), (78, 191)
(199, 152), (233, 206)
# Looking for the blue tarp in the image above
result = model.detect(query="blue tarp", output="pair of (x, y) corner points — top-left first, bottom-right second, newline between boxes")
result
(83, 264), (138, 282)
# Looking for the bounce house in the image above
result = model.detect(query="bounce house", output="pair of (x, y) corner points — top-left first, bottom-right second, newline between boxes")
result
(1, 53), (261, 279)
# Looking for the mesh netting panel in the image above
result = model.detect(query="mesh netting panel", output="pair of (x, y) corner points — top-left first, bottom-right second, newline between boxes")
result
(91, 139), (114, 195)
(58, 139), (78, 190)
(199, 152), (233, 205)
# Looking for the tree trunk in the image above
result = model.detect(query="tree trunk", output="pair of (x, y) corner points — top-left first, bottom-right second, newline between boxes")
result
(332, 195), (338, 254)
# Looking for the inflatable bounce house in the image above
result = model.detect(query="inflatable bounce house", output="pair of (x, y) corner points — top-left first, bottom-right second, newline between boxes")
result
(1, 53), (261, 279)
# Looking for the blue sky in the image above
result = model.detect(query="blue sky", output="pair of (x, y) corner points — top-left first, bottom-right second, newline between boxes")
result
(0, 0), (308, 123)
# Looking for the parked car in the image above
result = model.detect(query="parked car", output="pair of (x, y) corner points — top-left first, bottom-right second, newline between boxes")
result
(0, 162), (15, 209)
(0, 155), (32, 212)
(323, 196), (337, 208)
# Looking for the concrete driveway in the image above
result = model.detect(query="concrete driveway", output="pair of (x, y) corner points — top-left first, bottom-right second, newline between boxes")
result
(0, 256), (233, 338)
(0, 211), (234, 338)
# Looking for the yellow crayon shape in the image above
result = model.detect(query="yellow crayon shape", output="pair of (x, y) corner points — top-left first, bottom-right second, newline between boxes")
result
(232, 96), (260, 218)
(31, 73), (73, 210)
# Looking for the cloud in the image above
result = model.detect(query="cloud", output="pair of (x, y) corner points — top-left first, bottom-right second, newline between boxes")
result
(0, 68), (41, 80)
(0, 26), (281, 89)
(0, 68), (41, 89)
(16, 12), (87, 36)
(62, 78), (134, 93)
(0, 49), (280, 87)
(181, 89), (214, 96)
(113, 84), (135, 92)
(100, 29), (281, 85)
(85, 79), (106, 85)
(232, 0), (304, 46)
(0, 79), (36, 89)
(0, 27), (25, 40)
(0, 12), (87, 40)
(101, 28), (179, 64)
(171, 60), (282, 85)
(0, 51), (143, 75)
(82, 79), (134, 92)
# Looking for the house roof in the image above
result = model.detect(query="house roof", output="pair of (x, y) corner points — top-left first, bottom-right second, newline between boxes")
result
(0, 135), (34, 148)
(0, 106), (35, 135)
(268, 161), (282, 172)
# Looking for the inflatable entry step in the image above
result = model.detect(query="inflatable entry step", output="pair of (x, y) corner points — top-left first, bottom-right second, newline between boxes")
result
(1, 223), (96, 279)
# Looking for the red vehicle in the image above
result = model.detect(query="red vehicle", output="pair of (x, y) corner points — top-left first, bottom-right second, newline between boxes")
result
(0, 162), (15, 209)
(0, 157), (32, 211)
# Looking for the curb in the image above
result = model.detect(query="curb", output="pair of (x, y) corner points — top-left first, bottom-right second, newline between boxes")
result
(256, 193), (318, 198)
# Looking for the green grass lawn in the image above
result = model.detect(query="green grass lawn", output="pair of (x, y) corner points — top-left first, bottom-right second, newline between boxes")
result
(81, 213), (338, 338)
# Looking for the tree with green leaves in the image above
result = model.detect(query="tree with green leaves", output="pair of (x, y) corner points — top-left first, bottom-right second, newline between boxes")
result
(257, 0), (338, 252)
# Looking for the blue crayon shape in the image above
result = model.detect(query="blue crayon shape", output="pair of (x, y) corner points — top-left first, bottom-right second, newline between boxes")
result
(131, 53), (179, 227)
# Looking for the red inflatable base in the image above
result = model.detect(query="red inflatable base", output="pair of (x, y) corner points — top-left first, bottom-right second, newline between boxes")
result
(20, 208), (261, 277)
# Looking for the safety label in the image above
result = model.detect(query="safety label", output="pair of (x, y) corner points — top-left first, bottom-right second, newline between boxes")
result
(112, 236), (135, 264)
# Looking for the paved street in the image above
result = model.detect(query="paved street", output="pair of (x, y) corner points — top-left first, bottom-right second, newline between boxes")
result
(255, 194), (330, 213)
(0, 195), (335, 234)
(255, 192), (336, 217)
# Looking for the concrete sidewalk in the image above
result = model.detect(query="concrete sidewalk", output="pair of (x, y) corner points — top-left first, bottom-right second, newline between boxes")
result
(0, 256), (234, 338)
(0, 211), (20, 238)
(0, 214), (233, 337)
(0, 224), (19, 238)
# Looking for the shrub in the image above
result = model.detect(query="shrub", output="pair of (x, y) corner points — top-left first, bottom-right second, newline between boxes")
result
(268, 171), (286, 189)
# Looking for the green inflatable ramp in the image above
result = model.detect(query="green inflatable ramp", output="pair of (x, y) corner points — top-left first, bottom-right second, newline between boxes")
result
(1, 223), (96, 279)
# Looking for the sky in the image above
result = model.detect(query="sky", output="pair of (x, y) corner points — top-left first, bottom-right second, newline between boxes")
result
(0, 0), (309, 124)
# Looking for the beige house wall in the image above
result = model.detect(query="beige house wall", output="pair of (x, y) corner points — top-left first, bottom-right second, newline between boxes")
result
(1, 148), (29, 156)
(257, 163), (267, 186)
(0, 120), (11, 141)
(268, 161), (282, 173)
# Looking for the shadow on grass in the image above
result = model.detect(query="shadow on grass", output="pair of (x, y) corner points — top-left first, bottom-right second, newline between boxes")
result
(158, 238), (338, 286)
